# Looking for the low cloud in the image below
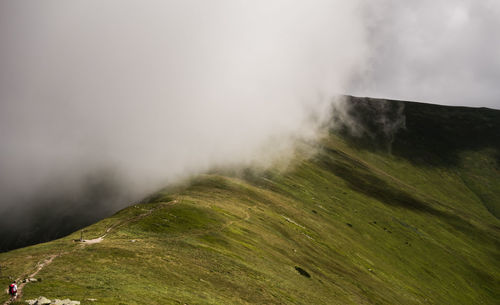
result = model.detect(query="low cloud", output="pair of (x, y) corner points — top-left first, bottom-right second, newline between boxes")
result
(0, 1), (367, 249)
(0, 1), (498, 250)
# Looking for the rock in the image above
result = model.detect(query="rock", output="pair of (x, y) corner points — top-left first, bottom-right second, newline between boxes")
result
(34, 296), (52, 305)
(86, 298), (97, 302)
(29, 277), (38, 282)
(28, 297), (79, 305)
(53, 299), (80, 305)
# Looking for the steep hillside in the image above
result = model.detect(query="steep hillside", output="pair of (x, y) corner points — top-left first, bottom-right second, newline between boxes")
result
(1, 97), (499, 305)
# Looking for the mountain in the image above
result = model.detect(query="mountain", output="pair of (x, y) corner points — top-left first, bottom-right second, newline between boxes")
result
(1, 96), (499, 305)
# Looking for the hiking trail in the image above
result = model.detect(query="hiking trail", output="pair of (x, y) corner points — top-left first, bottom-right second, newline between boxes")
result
(3, 254), (59, 305)
(80, 200), (177, 244)
(3, 200), (178, 304)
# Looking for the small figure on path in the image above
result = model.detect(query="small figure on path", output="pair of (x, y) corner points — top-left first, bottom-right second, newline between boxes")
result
(8, 281), (17, 300)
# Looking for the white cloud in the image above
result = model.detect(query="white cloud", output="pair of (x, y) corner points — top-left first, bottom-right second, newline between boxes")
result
(352, 0), (500, 109)
(0, 0), (498, 219)
(0, 0), (367, 211)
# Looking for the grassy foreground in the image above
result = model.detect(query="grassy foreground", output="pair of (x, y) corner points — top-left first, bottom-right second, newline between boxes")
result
(1, 98), (499, 304)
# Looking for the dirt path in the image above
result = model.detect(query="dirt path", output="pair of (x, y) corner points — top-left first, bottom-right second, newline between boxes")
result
(82, 236), (104, 244)
(3, 254), (60, 305)
(80, 200), (177, 245)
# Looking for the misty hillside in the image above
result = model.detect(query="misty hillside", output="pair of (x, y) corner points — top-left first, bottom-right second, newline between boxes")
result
(1, 97), (499, 305)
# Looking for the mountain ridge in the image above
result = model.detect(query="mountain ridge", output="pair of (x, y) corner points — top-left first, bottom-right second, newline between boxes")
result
(1, 96), (499, 305)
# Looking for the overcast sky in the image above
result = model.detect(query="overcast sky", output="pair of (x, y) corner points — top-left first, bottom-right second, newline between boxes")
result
(352, 0), (500, 108)
(0, 1), (499, 216)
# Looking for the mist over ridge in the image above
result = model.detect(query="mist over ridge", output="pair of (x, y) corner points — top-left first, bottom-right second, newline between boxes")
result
(0, 1), (499, 251)
(0, 1), (368, 251)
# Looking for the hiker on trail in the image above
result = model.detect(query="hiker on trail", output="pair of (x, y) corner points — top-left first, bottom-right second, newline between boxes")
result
(8, 281), (17, 300)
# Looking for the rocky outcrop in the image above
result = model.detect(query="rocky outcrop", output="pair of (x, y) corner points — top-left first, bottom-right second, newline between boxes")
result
(26, 296), (80, 305)
(22, 278), (39, 283)
(26, 297), (50, 305)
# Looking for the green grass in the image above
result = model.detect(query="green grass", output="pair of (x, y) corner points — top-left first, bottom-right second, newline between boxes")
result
(1, 98), (499, 304)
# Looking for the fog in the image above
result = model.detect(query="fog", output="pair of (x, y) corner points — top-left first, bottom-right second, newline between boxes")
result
(0, 1), (499, 250)
(0, 1), (368, 249)
(352, 0), (500, 108)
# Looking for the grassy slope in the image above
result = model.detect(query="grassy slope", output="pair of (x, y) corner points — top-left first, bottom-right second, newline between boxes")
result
(1, 98), (499, 305)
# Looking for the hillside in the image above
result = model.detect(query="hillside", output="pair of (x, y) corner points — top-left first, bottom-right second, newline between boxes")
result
(1, 97), (499, 305)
